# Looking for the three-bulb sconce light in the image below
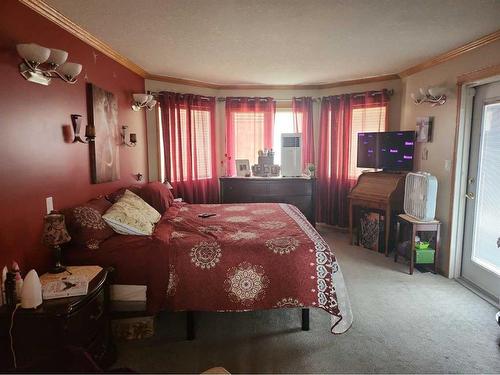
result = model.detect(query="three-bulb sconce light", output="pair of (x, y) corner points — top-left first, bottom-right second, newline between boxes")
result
(131, 93), (157, 111)
(17, 43), (82, 86)
(411, 87), (447, 107)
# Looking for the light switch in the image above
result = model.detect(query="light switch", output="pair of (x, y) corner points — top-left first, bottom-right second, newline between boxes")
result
(46, 197), (54, 214)
(422, 148), (428, 160)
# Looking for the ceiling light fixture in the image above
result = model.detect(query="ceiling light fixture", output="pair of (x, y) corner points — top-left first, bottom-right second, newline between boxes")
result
(411, 87), (446, 107)
(16, 43), (82, 86)
(132, 93), (157, 111)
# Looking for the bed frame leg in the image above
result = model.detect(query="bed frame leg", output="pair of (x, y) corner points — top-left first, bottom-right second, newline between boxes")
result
(187, 311), (195, 340)
(301, 308), (310, 331)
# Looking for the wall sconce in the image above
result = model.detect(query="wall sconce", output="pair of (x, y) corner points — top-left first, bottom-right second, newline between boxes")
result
(16, 43), (82, 86)
(411, 87), (447, 107)
(131, 93), (157, 111)
(135, 173), (144, 181)
(121, 126), (137, 147)
(71, 114), (95, 143)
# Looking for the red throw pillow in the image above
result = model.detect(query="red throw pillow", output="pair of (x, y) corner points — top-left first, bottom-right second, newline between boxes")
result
(106, 185), (142, 203)
(137, 182), (174, 214)
(64, 197), (115, 250)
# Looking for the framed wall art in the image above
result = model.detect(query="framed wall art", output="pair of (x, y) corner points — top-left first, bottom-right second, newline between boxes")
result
(416, 116), (433, 143)
(86, 83), (120, 183)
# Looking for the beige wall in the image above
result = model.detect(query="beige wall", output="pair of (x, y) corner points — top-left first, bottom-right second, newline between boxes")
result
(399, 39), (500, 277)
(145, 79), (402, 181)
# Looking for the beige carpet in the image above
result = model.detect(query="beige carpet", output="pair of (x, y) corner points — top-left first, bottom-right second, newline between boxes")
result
(115, 226), (500, 373)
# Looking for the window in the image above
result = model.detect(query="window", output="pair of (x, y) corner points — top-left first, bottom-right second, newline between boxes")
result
(157, 106), (213, 182)
(232, 112), (265, 167)
(272, 110), (303, 166)
(348, 106), (387, 178)
(232, 109), (304, 167)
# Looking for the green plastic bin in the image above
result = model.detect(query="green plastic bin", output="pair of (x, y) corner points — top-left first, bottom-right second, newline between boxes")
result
(416, 248), (435, 264)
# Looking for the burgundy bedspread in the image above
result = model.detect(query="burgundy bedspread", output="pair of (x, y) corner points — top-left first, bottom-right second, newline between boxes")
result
(164, 202), (352, 334)
(64, 233), (170, 313)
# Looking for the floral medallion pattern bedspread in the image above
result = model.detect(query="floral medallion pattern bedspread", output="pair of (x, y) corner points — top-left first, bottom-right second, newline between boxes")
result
(163, 202), (353, 334)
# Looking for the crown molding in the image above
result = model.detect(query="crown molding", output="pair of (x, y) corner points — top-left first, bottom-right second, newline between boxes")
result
(146, 73), (400, 90)
(18, 0), (148, 78)
(456, 63), (500, 84)
(399, 29), (500, 78)
(19, 0), (500, 87)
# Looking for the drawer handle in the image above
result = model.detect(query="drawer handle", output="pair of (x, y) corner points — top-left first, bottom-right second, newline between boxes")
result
(90, 304), (103, 321)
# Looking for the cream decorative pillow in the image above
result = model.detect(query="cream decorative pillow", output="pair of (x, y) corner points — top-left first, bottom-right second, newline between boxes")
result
(103, 190), (162, 235)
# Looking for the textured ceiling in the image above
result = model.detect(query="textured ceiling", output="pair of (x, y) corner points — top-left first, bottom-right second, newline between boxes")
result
(44, 0), (500, 85)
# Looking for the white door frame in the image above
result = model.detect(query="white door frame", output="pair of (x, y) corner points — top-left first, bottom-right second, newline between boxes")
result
(449, 74), (500, 279)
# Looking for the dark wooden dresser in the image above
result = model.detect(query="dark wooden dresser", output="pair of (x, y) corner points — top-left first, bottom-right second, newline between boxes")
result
(0, 267), (115, 371)
(220, 177), (316, 226)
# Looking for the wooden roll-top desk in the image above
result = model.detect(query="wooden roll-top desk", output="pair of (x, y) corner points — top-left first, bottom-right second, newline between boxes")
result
(348, 171), (406, 255)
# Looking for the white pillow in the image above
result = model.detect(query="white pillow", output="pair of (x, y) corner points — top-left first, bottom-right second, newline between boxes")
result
(103, 190), (161, 235)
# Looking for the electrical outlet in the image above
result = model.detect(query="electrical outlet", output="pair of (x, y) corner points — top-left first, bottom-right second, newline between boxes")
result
(46, 197), (53, 214)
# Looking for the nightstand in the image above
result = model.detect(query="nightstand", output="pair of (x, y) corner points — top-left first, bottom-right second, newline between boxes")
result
(0, 267), (115, 371)
(394, 214), (441, 275)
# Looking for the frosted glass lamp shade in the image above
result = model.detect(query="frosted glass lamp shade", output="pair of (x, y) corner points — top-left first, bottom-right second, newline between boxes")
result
(21, 269), (42, 309)
(133, 93), (150, 105)
(146, 99), (157, 110)
(57, 62), (82, 79)
(16, 43), (51, 64)
(47, 48), (68, 66)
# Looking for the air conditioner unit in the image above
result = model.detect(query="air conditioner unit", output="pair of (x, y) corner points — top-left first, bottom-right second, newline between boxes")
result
(281, 133), (302, 177)
(404, 172), (438, 221)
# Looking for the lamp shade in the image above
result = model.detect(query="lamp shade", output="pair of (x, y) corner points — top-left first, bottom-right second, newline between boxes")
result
(146, 99), (157, 110)
(16, 43), (51, 64)
(42, 211), (71, 246)
(57, 62), (82, 79)
(47, 48), (68, 66)
(133, 93), (150, 105)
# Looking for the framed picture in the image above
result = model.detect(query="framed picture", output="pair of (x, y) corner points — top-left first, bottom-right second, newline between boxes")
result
(235, 159), (250, 177)
(86, 83), (120, 184)
(416, 116), (433, 143)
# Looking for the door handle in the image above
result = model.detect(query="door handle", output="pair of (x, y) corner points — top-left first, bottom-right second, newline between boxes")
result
(465, 192), (475, 200)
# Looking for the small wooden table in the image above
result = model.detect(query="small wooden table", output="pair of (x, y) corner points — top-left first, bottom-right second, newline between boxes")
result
(394, 214), (441, 275)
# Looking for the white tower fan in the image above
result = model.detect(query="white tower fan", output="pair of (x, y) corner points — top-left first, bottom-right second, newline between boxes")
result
(404, 172), (438, 221)
(281, 133), (302, 177)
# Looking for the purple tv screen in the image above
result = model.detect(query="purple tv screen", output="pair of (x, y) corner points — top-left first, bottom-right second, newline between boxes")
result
(357, 131), (415, 171)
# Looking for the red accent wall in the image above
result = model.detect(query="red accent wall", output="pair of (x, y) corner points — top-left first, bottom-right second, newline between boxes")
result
(0, 0), (148, 273)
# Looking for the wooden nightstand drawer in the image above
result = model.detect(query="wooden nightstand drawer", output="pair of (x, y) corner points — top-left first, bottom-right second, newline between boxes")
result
(65, 287), (106, 346)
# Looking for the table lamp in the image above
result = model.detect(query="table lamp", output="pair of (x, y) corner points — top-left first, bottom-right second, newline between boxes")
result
(42, 211), (71, 273)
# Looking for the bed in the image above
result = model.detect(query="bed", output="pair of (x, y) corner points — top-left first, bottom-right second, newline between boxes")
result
(64, 188), (352, 335)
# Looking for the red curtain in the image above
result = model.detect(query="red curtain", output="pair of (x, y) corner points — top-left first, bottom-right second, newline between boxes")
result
(159, 92), (219, 203)
(292, 97), (314, 169)
(225, 97), (275, 176)
(317, 90), (390, 226)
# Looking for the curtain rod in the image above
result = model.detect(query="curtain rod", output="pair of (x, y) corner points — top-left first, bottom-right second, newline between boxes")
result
(148, 89), (393, 101)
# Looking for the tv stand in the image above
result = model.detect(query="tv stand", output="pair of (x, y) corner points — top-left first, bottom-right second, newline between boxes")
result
(348, 171), (406, 255)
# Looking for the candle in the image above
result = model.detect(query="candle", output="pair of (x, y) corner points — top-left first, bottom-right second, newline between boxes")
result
(85, 125), (96, 138)
(130, 133), (137, 144)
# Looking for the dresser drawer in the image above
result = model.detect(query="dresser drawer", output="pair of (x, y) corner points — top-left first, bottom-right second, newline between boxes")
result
(268, 180), (311, 195)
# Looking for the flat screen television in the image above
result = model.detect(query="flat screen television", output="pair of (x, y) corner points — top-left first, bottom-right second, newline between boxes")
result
(357, 131), (416, 171)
